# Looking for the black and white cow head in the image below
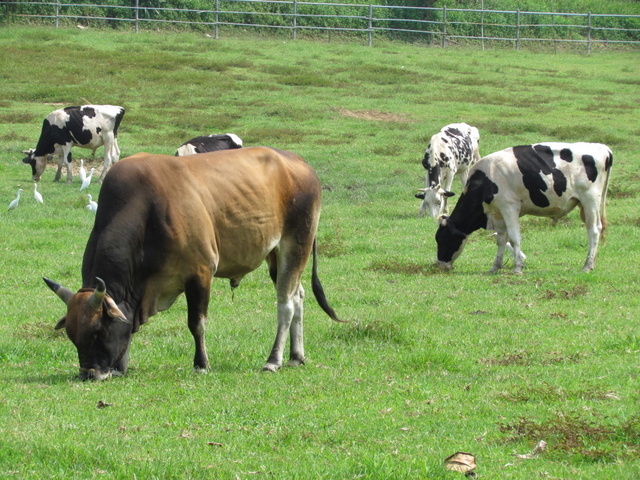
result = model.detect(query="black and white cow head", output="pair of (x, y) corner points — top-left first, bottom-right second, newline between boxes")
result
(21, 148), (43, 180)
(435, 215), (468, 270)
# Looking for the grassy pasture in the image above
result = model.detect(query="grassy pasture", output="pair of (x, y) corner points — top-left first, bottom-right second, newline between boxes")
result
(0, 27), (639, 479)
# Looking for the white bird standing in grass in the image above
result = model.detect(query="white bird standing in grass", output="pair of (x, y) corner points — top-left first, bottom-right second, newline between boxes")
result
(33, 183), (44, 204)
(8, 189), (23, 211)
(80, 167), (95, 191)
(79, 159), (87, 184)
(86, 194), (98, 213)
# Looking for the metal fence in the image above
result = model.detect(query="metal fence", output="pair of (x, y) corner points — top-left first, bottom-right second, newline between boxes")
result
(4, 0), (640, 52)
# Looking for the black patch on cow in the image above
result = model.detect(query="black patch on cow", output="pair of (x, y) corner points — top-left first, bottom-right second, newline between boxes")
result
(22, 152), (36, 174)
(34, 108), (95, 157)
(77, 106), (97, 119)
(560, 148), (573, 162)
(582, 154), (598, 182)
(445, 127), (463, 138)
(424, 156), (441, 188)
(435, 169), (496, 262)
(421, 148), (431, 170)
(513, 144), (567, 208)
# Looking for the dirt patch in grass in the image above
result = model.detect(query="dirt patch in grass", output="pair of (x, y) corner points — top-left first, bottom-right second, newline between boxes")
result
(541, 284), (589, 300)
(499, 413), (640, 461)
(368, 258), (438, 276)
(333, 107), (411, 123)
(479, 350), (585, 367)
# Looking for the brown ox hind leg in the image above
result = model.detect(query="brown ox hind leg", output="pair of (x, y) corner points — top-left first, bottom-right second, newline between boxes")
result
(184, 273), (212, 372)
(263, 237), (312, 373)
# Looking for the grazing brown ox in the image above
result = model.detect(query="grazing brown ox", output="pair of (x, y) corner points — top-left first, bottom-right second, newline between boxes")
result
(45, 147), (342, 380)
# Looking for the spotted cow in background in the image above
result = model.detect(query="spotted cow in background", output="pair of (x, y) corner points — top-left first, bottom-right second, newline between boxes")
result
(175, 133), (243, 156)
(416, 123), (481, 218)
(23, 105), (125, 183)
(435, 142), (613, 273)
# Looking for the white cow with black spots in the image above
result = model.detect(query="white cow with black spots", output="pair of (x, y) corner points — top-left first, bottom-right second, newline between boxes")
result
(435, 142), (613, 274)
(416, 123), (481, 218)
(23, 105), (125, 183)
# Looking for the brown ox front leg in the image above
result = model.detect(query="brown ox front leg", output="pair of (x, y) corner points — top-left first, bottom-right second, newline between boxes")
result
(185, 275), (211, 372)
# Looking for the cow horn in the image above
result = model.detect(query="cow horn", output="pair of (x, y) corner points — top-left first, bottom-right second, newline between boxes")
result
(88, 277), (107, 309)
(43, 277), (74, 305)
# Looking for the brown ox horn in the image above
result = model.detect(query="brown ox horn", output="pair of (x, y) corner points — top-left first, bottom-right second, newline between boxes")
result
(88, 277), (107, 309)
(43, 277), (74, 305)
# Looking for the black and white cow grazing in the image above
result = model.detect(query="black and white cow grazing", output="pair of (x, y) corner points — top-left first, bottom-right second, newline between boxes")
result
(175, 133), (243, 156)
(435, 142), (613, 274)
(23, 105), (125, 183)
(416, 123), (480, 218)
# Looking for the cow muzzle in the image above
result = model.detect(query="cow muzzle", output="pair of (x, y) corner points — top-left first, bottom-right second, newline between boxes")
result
(79, 368), (119, 381)
(435, 260), (453, 271)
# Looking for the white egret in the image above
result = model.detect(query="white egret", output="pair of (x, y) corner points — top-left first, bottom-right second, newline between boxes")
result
(79, 159), (87, 184)
(80, 168), (95, 191)
(86, 194), (98, 213)
(34, 183), (44, 204)
(8, 189), (23, 211)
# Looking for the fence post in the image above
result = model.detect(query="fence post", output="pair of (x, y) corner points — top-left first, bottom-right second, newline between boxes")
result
(587, 11), (592, 55)
(368, 4), (373, 47)
(481, 0), (485, 51)
(134, 0), (139, 33)
(441, 5), (447, 48)
(292, 0), (297, 40)
(215, 0), (219, 39)
(55, 0), (60, 28)
(515, 9), (520, 50)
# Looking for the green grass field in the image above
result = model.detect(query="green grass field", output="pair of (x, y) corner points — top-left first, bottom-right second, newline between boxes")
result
(0, 27), (639, 479)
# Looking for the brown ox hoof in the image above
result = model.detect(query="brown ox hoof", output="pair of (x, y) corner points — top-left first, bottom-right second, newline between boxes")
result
(262, 363), (280, 373)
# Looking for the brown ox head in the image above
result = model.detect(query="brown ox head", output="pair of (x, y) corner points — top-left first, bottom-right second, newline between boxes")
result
(45, 277), (132, 381)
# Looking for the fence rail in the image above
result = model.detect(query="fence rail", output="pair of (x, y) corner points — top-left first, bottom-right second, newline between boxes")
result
(4, 0), (640, 52)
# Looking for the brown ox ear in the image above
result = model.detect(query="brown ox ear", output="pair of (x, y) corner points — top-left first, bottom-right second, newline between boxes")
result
(91, 277), (130, 324)
(54, 316), (67, 330)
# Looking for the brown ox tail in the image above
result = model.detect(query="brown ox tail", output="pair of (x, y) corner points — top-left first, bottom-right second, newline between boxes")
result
(311, 237), (345, 323)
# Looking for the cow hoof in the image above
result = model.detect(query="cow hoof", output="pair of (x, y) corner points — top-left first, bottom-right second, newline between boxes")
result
(194, 367), (209, 374)
(262, 363), (280, 373)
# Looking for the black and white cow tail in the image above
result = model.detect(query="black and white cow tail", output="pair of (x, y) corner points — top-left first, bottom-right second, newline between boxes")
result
(600, 149), (613, 245)
(311, 237), (345, 323)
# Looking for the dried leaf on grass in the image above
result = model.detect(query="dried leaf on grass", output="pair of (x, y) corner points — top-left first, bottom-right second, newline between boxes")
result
(445, 452), (477, 475)
(515, 440), (547, 459)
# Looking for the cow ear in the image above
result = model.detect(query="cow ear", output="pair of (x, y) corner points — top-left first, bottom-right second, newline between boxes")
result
(443, 191), (456, 198)
(104, 296), (130, 324)
(54, 316), (67, 330)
